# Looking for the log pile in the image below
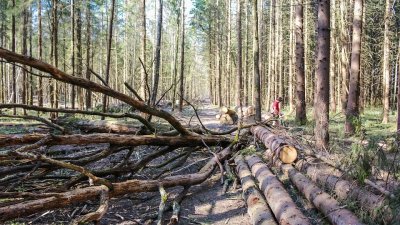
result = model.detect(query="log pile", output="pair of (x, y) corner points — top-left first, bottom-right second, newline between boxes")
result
(215, 107), (238, 125)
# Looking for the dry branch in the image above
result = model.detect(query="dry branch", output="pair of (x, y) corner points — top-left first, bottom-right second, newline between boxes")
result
(0, 113), (66, 133)
(0, 145), (234, 222)
(0, 133), (231, 148)
(0, 103), (155, 132)
(246, 155), (311, 225)
(0, 48), (189, 135)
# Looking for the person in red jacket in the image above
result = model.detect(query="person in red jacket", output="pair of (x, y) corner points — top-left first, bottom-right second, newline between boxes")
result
(271, 96), (283, 118)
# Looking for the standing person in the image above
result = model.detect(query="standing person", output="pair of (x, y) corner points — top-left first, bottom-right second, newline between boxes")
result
(271, 96), (283, 118)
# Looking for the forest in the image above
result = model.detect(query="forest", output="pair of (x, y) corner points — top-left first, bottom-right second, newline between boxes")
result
(0, 0), (400, 224)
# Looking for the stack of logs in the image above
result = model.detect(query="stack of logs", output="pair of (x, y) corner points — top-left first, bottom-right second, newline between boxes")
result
(215, 106), (255, 125)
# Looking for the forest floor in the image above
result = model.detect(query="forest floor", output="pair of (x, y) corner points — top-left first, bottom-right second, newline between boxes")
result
(1, 103), (399, 225)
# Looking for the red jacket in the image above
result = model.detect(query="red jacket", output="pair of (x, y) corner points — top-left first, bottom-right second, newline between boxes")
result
(272, 100), (280, 115)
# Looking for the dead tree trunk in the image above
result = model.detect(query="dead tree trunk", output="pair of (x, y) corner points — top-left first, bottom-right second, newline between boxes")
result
(150, 0), (163, 107)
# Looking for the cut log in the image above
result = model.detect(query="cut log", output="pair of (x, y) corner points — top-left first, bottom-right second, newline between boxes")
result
(246, 155), (311, 225)
(220, 106), (236, 116)
(234, 155), (277, 225)
(250, 126), (297, 164)
(219, 114), (235, 125)
(0, 145), (233, 222)
(281, 164), (364, 225)
(0, 133), (231, 148)
(294, 158), (389, 219)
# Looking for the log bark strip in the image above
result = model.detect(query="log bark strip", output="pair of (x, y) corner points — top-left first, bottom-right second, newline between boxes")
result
(0, 133), (231, 148)
(246, 155), (311, 225)
(281, 164), (364, 225)
(250, 126), (297, 163)
(0, 145), (233, 222)
(0, 48), (189, 135)
(235, 155), (277, 225)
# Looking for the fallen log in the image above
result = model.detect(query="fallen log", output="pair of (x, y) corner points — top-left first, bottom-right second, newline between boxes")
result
(246, 155), (311, 225)
(234, 155), (277, 225)
(250, 126), (297, 164)
(281, 164), (364, 225)
(295, 158), (388, 219)
(55, 118), (142, 134)
(0, 133), (231, 148)
(0, 144), (234, 222)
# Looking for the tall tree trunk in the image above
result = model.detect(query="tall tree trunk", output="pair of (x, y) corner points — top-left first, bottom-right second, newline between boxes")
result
(37, 0), (43, 107)
(253, 0), (261, 121)
(76, 0), (83, 110)
(22, 5), (28, 115)
(151, 0), (163, 107)
(12, 0), (16, 115)
(244, 2), (249, 106)
(340, 0), (349, 114)
(85, 0), (92, 110)
(172, 18), (180, 111)
(101, 0), (116, 119)
(295, 0), (307, 124)
(345, 0), (363, 134)
(178, 0), (185, 112)
(330, 0), (337, 113)
(236, 0), (243, 108)
(140, 0), (147, 100)
(51, 0), (59, 116)
(314, 0), (330, 149)
(382, 0), (391, 124)
(226, 0), (232, 107)
(397, 36), (400, 137)
(288, 0), (294, 112)
(70, 0), (75, 109)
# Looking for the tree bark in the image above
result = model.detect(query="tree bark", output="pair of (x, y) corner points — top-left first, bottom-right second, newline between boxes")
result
(340, 0), (349, 113)
(70, 0), (76, 109)
(101, 0), (116, 119)
(314, 0), (330, 149)
(252, 0), (261, 121)
(295, 0), (307, 124)
(345, 0), (363, 134)
(76, 0), (84, 110)
(85, 0), (92, 110)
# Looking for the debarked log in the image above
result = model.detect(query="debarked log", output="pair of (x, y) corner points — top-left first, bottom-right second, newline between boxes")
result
(234, 155), (277, 225)
(0, 145), (233, 222)
(250, 126), (297, 164)
(0, 133), (232, 148)
(246, 155), (311, 225)
(281, 164), (364, 225)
